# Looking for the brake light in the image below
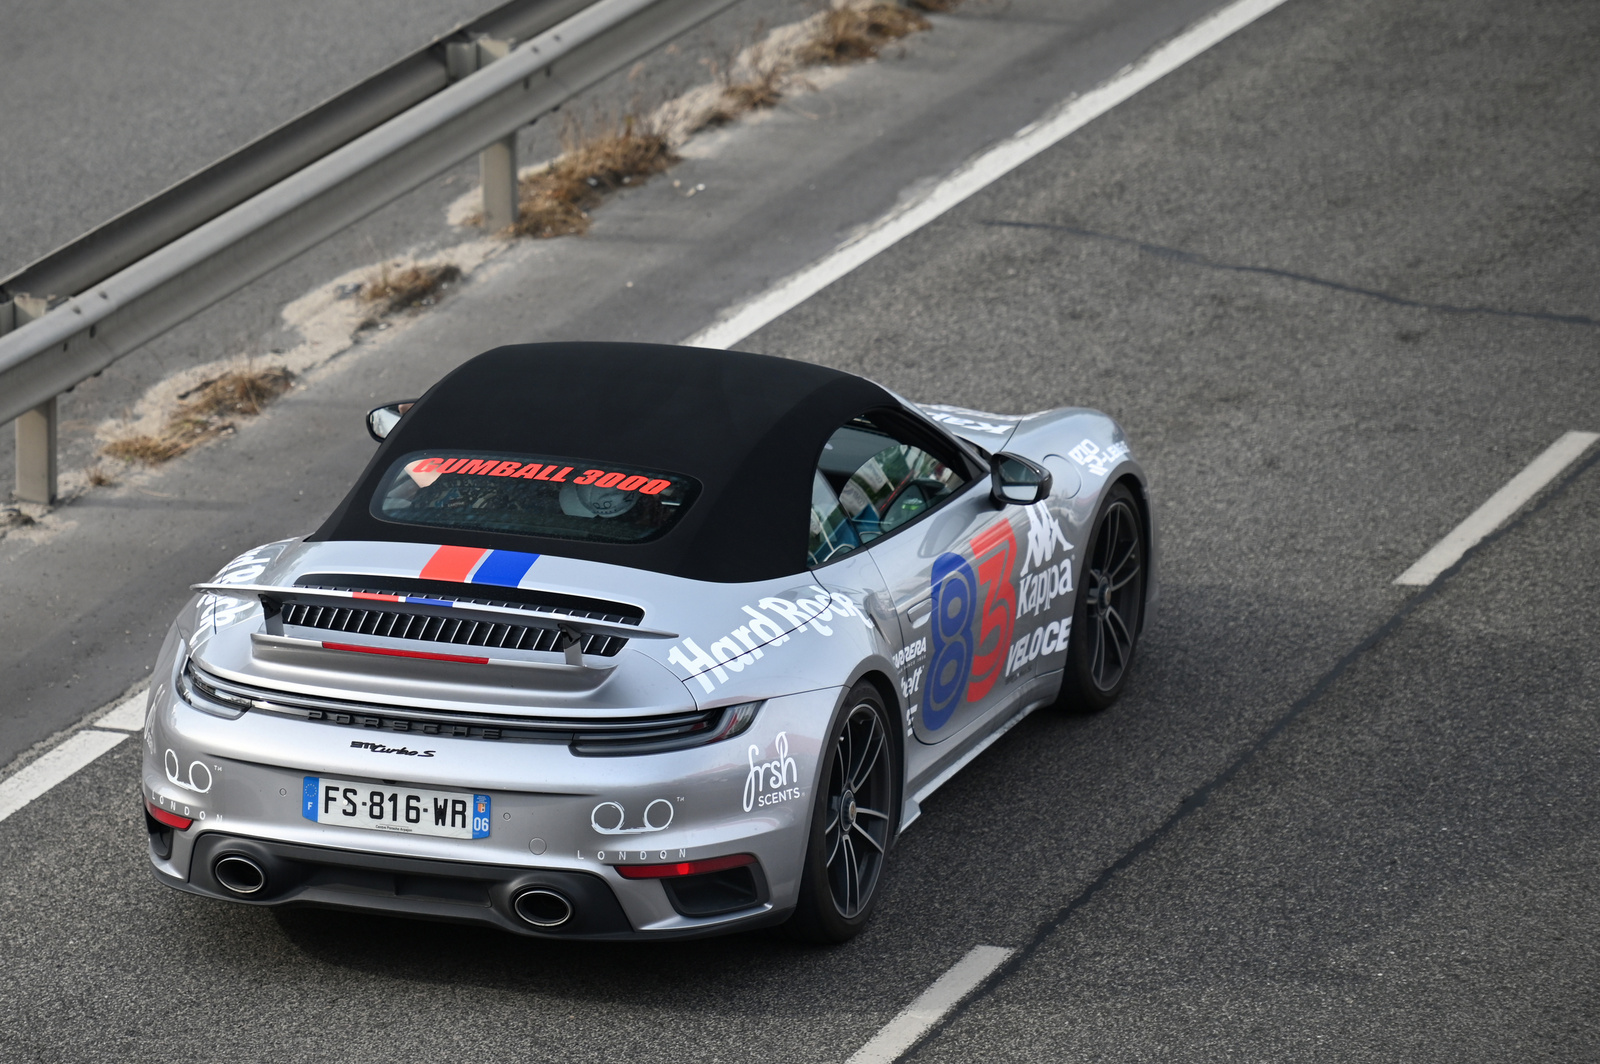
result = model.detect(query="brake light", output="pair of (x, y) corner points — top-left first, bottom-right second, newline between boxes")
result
(147, 802), (193, 830)
(615, 853), (756, 879)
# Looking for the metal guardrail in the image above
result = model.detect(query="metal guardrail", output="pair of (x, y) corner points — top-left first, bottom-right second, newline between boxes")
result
(0, 0), (741, 502)
(0, 0), (591, 309)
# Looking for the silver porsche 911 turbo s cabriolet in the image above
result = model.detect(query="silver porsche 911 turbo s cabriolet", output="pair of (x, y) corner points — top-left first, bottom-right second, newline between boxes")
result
(141, 342), (1157, 942)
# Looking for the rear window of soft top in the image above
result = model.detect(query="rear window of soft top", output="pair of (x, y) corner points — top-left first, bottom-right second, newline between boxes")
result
(370, 450), (698, 544)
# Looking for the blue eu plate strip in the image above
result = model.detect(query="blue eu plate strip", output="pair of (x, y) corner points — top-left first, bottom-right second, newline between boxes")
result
(302, 776), (320, 821)
(473, 794), (492, 838)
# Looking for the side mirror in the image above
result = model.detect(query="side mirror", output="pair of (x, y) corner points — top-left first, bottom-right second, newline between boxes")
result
(366, 400), (415, 442)
(990, 452), (1052, 506)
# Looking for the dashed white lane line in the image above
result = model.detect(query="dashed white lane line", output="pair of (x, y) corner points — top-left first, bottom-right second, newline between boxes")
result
(846, 946), (1014, 1064)
(684, 0), (1296, 351)
(0, 730), (128, 824)
(95, 690), (151, 732)
(1395, 430), (1600, 586)
(0, 690), (146, 826)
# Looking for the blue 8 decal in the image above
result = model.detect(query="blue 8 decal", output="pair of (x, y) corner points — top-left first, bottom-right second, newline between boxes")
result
(922, 552), (977, 731)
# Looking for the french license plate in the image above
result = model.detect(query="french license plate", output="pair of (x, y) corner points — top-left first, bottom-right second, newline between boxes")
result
(302, 777), (490, 839)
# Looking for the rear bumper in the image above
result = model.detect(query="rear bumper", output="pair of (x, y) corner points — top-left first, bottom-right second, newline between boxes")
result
(153, 829), (787, 940)
(141, 661), (840, 939)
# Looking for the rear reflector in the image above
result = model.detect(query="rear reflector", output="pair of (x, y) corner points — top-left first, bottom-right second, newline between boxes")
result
(615, 853), (756, 879)
(321, 641), (490, 665)
(146, 802), (193, 830)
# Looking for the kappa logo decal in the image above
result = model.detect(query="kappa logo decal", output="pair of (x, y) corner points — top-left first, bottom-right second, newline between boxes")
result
(1017, 503), (1074, 620)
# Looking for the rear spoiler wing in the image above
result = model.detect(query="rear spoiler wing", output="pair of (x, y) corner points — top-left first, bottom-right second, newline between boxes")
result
(191, 582), (677, 666)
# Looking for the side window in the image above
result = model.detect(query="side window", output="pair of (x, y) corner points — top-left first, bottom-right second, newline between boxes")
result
(810, 415), (968, 563)
(808, 471), (860, 566)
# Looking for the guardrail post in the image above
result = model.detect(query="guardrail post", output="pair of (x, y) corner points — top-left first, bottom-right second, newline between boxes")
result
(4, 295), (56, 504)
(475, 38), (519, 231)
(444, 37), (519, 231)
(444, 36), (518, 232)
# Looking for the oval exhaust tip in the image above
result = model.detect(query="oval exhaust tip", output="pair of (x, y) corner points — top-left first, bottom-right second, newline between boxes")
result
(513, 888), (573, 928)
(214, 854), (266, 895)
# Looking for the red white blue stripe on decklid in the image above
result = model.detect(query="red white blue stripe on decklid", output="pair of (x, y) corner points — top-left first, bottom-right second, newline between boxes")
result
(386, 545), (542, 596)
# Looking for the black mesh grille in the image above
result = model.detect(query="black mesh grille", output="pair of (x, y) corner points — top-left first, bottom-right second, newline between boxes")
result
(281, 601), (625, 656)
(282, 577), (643, 658)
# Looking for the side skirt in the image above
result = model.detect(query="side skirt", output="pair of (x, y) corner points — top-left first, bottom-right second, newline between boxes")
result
(897, 671), (1060, 832)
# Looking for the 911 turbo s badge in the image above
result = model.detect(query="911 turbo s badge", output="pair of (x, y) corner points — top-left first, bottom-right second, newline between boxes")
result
(350, 740), (436, 757)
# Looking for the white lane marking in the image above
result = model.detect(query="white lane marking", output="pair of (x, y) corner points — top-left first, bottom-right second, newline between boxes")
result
(847, 945), (1014, 1064)
(1395, 430), (1599, 586)
(96, 690), (150, 732)
(684, 0), (1294, 350)
(0, 730), (128, 825)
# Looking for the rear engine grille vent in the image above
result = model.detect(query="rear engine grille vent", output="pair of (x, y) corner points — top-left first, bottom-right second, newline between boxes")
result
(281, 602), (624, 656)
(284, 576), (643, 658)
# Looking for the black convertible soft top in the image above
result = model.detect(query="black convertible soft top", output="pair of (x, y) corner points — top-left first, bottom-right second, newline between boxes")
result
(313, 343), (908, 582)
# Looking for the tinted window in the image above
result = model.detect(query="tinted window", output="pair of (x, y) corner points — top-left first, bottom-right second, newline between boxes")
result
(371, 451), (698, 544)
(807, 417), (967, 564)
(809, 471), (861, 565)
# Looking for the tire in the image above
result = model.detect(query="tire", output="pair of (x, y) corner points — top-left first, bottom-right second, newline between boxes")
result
(1056, 483), (1146, 714)
(785, 682), (898, 943)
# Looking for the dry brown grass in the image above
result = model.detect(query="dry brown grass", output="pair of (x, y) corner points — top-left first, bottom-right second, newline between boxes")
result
(907, 0), (963, 11)
(510, 115), (677, 238)
(698, 41), (791, 130)
(361, 263), (462, 314)
(798, 3), (930, 65)
(102, 366), (293, 464)
(86, 465), (116, 487)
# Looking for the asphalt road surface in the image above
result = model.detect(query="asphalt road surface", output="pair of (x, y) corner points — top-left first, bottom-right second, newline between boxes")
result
(0, 0), (492, 276)
(2, 0), (1597, 1060)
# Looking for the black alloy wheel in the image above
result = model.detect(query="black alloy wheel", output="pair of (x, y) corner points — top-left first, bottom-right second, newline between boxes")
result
(1059, 483), (1145, 713)
(788, 682), (896, 942)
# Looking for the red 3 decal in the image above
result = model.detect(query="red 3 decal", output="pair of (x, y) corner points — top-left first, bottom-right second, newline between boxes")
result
(966, 519), (1018, 702)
